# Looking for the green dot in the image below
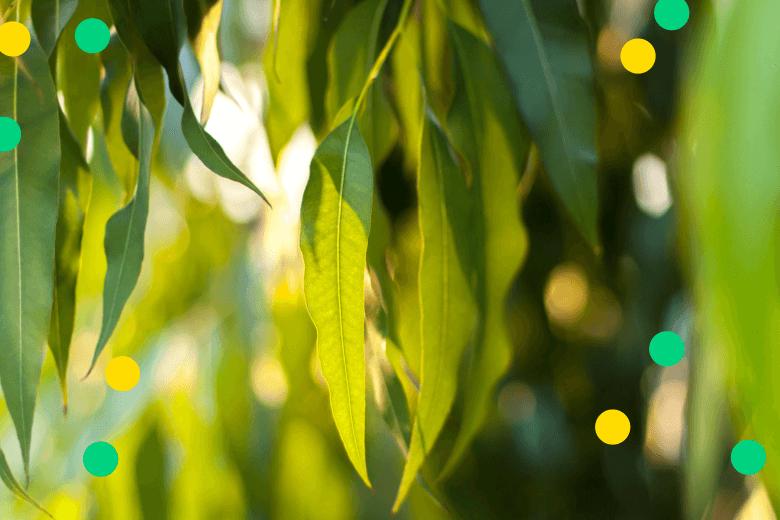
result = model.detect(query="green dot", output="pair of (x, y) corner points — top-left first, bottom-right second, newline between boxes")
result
(0, 117), (20, 152)
(75, 18), (110, 53)
(83, 441), (118, 477)
(654, 0), (690, 31)
(731, 440), (766, 475)
(649, 331), (684, 366)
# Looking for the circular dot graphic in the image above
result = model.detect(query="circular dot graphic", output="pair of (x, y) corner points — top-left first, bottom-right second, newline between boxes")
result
(105, 356), (140, 391)
(654, 0), (690, 31)
(621, 39), (656, 74)
(596, 409), (631, 445)
(732, 440), (766, 475)
(83, 441), (118, 477)
(649, 331), (684, 366)
(0, 117), (21, 152)
(0, 21), (30, 57)
(75, 18), (110, 54)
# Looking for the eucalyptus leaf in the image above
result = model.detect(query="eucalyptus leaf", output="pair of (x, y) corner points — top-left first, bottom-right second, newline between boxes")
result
(479, 0), (599, 247)
(183, 0), (223, 124)
(0, 27), (60, 479)
(393, 110), (477, 512)
(300, 117), (374, 488)
(31, 0), (78, 57)
(0, 449), (53, 518)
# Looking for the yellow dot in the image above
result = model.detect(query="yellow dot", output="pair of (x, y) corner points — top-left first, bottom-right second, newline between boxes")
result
(595, 409), (630, 445)
(105, 356), (140, 391)
(0, 22), (31, 57)
(620, 38), (656, 74)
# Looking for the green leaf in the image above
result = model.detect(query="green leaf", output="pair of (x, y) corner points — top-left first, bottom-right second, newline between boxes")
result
(182, 0), (223, 124)
(393, 110), (477, 511)
(438, 22), (529, 480)
(31, 0), (78, 57)
(127, 0), (269, 204)
(48, 109), (92, 412)
(325, 0), (398, 167)
(300, 117), (374, 488)
(263, 0), (322, 164)
(479, 0), (599, 247)
(0, 448), (54, 518)
(678, 0), (780, 512)
(0, 26), (60, 479)
(135, 422), (169, 519)
(86, 75), (154, 376)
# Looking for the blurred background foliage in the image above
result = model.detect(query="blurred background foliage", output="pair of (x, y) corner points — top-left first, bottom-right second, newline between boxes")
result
(1, 0), (776, 518)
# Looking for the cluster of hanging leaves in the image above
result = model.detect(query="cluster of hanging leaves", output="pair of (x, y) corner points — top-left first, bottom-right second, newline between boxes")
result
(0, 0), (600, 514)
(0, 0), (268, 513)
(290, 0), (600, 511)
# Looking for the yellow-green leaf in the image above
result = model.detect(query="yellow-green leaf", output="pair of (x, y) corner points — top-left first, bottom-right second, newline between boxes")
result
(0, 21), (60, 479)
(0, 448), (53, 518)
(300, 117), (374, 488)
(393, 110), (477, 511)
(438, 22), (529, 480)
(183, 0), (223, 124)
(479, 0), (599, 247)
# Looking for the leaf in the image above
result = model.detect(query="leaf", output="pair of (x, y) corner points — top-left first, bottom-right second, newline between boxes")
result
(325, 0), (398, 167)
(182, 0), (223, 124)
(31, 0), (78, 57)
(48, 109), (92, 412)
(0, 448), (54, 518)
(0, 26), (60, 479)
(300, 117), (374, 488)
(135, 422), (169, 519)
(479, 0), (599, 247)
(390, 15), (423, 174)
(263, 0), (322, 164)
(438, 22), (529, 480)
(86, 76), (154, 376)
(127, 0), (269, 204)
(677, 0), (780, 512)
(393, 110), (477, 511)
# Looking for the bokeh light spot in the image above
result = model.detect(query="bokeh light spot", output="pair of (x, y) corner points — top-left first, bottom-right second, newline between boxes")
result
(0, 22), (30, 56)
(654, 0), (690, 31)
(105, 356), (140, 391)
(621, 39), (656, 74)
(649, 331), (684, 366)
(596, 409), (630, 445)
(83, 441), (118, 477)
(75, 18), (110, 53)
(0, 117), (21, 152)
(732, 440), (766, 475)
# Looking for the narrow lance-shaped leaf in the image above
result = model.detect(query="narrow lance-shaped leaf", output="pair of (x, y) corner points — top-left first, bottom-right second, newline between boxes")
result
(438, 22), (530, 479)
(479, 0), (599, 247)
(393, 110), (477, 511)
(183, 0), (223, 124)
(0, 22), (60, 480)
(0, 449), (53, 518)
(31, 0), (79, 57)
(300, 117), (374, 488)
(128, 0), (269, 205)
(86, 75), (154, 376)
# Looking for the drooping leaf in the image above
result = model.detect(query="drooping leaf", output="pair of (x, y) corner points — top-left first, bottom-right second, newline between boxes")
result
(86, 76), (154, 375)
(0, 25), (60, 479)
(325, 0), (398, 167)
(135, 422), (170, 520)
(127, 0), (269, 204)
(393, 110), (477, 511)
(31, 0), (78, 57)
(300, 117), (374, 488)
(263, 0), (322, 164)
(182, 0), (223, 124)
(479, 0), (600, 247)
(0, 448), (54, 518)
(390, 15), (423, 174)
(438, 22), (529, 480)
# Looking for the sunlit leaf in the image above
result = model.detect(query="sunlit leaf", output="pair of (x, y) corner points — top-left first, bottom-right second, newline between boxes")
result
(0, 449), (53, 518)
(480, 0), (599, 246)
(183, 0), (223, 124)
(393, 110), (477, 511)
(300, 117), (374, 488)
(87, 76), (154, 375)
(0, 24), (60, 479)
(438, 22), (529, 479)
(31, 0), (78, 57)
